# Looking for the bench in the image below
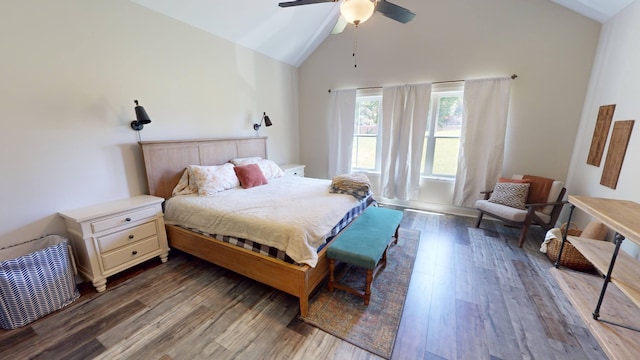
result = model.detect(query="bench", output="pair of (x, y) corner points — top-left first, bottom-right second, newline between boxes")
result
(327, 206), (403, 305)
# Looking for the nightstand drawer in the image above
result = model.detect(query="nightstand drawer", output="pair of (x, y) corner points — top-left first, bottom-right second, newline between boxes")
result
(101, 236), (160, 271)
(280, 164), (305, 177)
(288, 168), (304, 177)
(97, 221), (158, 253)
(91, 207), (157, 233)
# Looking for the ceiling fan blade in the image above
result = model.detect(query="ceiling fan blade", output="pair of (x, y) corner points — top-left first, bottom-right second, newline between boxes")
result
(331, 15), (348, 34)
(278, 0), (337, 8)
(375, 0), (416, 23)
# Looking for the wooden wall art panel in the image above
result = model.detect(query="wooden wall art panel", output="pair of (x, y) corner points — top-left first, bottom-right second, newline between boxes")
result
(600, 120), (634, 189)
(587, 104), (616, 166)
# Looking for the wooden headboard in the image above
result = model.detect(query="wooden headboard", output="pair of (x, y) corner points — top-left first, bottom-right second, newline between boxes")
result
(139, 137), (268, 200)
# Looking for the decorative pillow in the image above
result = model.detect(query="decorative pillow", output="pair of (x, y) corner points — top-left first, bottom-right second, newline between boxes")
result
(171, 169), (199, 196)
(229, 157), (263, 166)
(488, 182), (530, 210)
(523, 175), (555, 210)
(228, 157), (284, 179)
(189, 163), (239, 196)
(234, 163), (268, 189)
(498, 177), (530, 184)
(257, 159), (285, 179)
(581, 221), (608, 240)
(500, 176), (561, 214)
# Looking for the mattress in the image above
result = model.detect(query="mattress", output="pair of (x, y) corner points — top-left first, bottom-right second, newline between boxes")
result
(164, 176), (371, 267)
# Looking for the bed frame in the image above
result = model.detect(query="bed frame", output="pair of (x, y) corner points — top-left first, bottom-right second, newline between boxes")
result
(139, 137), (329, 316)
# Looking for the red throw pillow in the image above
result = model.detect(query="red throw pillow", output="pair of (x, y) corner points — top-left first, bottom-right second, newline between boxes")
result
(234, 163), (268, 189)
(498, 177), (530, 184)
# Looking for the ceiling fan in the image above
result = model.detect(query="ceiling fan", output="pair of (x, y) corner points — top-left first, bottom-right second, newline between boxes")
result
(278, 0), (415, 33)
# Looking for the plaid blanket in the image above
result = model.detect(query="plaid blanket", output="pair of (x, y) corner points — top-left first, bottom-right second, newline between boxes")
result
(330, 173), (372, 200)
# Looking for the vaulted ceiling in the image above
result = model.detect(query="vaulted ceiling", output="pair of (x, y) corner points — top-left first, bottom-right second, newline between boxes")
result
(130, 0), (635, 67)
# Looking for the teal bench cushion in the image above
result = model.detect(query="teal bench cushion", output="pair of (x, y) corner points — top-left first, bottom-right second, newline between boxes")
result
(327, 206), (403, 269)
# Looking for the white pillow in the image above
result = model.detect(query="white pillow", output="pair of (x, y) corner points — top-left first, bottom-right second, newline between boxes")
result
(189, 163), (239, 196)
(171, 169), (199, 196)
(229, 157), (284, 179)
(229, 157), (263, 166)
(257, 159), (285, 179)
(488, 182), (530, 210)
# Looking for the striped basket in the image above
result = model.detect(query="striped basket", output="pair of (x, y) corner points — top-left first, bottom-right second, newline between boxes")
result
(0, 235), (79, 329)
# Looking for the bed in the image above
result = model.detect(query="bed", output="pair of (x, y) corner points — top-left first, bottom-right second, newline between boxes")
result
(139, 137), (370, 316)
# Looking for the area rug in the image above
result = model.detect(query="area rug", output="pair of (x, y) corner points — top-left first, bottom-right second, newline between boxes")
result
(301, 228), (420, 359)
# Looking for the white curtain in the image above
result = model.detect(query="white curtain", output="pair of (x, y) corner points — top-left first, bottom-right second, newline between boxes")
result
(453, 78), (512, 207)
(380, 84), (431, 200)
(328, 89), (356, 178)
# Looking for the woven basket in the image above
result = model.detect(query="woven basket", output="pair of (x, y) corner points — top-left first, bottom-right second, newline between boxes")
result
(546, 223), (594, 272)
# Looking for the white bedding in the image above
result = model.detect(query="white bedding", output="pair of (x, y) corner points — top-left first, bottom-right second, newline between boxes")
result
(164, 176), (362, 267)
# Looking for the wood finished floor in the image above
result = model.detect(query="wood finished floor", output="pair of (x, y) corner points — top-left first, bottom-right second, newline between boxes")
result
(0, 209), (608, 359)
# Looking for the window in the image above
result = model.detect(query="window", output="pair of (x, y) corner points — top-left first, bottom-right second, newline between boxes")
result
(422, 84), (464, 178)
(351, 89), (382, 171)
(350, 84), (464, 178)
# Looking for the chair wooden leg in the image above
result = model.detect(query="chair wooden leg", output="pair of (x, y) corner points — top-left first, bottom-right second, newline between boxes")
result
(475, 211), (484, 228)
(518, 206), (538, 247)
(518, 223), (531, 248)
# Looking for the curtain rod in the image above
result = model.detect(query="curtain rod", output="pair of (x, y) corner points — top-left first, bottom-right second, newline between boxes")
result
(328, 74), (518, 93)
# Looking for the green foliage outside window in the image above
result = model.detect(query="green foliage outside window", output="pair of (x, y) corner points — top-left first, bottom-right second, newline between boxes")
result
(351, 92), (463, 177)
(355, 98), (380, 135)
(437, 96), (463, 130)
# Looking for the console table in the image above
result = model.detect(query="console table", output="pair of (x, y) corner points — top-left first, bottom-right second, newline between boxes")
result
(550, 195), (640, 359)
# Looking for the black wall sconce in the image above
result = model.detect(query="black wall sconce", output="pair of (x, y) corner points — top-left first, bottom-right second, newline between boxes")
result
(253, 112), (273, 132)
(130, 100), (152, 131)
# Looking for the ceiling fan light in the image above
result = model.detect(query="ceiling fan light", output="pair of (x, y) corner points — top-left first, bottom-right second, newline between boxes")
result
(340, 0), (375, 25)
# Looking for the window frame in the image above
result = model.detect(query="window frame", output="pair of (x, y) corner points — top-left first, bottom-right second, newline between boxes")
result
(421, 82), (464, 180)
(351, 88), (383, 173)
(350, 83), (465, 178)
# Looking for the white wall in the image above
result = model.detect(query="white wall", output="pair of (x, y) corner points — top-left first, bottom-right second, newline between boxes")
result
(298, 0), (601, 213)
(565, 0), (640, 258)
(0, 0), (299, 248)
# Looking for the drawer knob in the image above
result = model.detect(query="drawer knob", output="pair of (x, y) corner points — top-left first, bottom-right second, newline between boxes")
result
(128, 235), (134, 239)
(125, 217), (132, 222)
(132, 250), (138, 255)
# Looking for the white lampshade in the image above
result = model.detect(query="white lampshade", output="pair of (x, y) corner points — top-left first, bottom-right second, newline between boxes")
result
(340, 0), (375, 26)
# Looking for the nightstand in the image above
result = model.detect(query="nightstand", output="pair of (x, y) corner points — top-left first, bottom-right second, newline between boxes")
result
(280, 164), (305, 177)
(59, 195), (169, 292)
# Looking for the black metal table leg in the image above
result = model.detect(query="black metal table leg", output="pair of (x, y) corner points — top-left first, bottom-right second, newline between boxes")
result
(554, 204), (576, 268)
(593, 232), (625, 320)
